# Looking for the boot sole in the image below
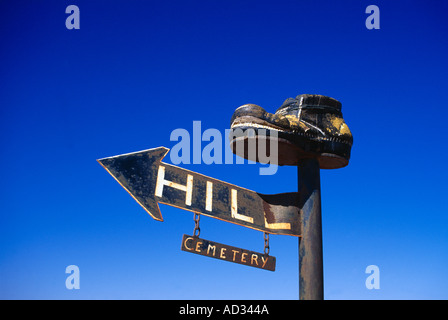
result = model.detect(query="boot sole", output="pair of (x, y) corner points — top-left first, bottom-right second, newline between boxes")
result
(230, 122), (350, 169)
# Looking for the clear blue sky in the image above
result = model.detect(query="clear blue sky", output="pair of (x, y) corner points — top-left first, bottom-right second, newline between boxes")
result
(1, 0), (447, 299)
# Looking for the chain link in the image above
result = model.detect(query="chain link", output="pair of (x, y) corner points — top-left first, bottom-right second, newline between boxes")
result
(193, 213), (201, 237)
(263, 232), (270, 256)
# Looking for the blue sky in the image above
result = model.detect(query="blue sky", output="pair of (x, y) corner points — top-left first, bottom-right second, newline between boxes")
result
(1, 0), (447, 299)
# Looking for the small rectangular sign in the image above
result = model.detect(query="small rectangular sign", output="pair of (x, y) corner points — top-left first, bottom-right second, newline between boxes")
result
(181, 234), (276, 271)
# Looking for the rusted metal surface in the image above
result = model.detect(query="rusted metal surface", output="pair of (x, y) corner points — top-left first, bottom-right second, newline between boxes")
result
(298, 158), (323, 300)
(98, 147), (301, 236)
(181, 234), (276, 271)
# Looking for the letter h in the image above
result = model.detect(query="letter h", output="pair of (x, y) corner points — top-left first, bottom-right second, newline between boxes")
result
(155, 165), (193, 206)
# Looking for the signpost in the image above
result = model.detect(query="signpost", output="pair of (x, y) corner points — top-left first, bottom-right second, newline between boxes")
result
(99, 145), (325, 299)
(98, 91), (358, 300)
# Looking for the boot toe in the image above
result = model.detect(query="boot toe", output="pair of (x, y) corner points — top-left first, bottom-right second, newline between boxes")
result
(230, 104), (267, 126)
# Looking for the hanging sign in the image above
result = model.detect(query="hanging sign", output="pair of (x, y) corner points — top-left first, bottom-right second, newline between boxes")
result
(181, 234), (276, 271)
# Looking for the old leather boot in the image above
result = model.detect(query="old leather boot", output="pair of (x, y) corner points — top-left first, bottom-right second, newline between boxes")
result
(229, 94), (353, 169)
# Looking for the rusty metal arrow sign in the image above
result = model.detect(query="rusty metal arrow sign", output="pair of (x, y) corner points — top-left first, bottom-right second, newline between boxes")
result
(98, 147), (300, 236)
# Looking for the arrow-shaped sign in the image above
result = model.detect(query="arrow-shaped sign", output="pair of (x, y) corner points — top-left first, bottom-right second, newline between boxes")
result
(98, 147), (300, 236)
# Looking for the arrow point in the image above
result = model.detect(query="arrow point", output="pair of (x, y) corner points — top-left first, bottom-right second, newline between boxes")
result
(98, 147), (170, 222)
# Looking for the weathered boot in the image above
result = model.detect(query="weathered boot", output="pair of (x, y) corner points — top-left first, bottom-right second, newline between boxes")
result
(229, 94), (353, 169)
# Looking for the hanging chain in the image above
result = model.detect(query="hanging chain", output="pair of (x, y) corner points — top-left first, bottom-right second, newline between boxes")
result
(193, 213), (201, 237)
(263, 232), (270, 256)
